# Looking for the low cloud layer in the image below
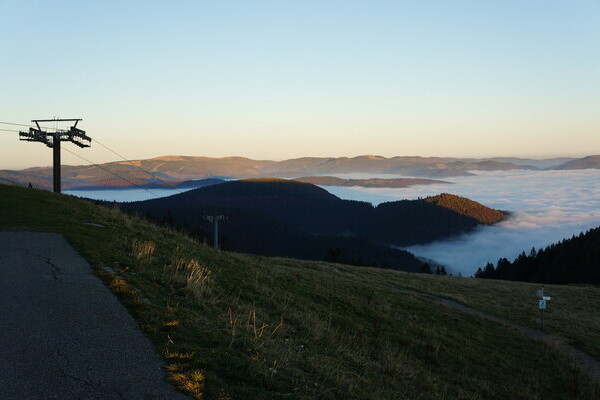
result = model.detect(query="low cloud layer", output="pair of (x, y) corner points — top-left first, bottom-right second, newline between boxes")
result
(69, 169), (600, 276)
(326, 169), (600, 276)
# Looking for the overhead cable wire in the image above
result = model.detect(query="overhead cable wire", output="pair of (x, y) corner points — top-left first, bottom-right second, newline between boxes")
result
(2, 119), (184, 196)
(92, 138), (184, 194)
(0, 121), (33, 127)
(61, 147), (161, 198)
(2, 120), (183, 193)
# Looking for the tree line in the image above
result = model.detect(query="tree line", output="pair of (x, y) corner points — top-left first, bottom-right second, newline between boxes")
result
(475, 227), (600, 285)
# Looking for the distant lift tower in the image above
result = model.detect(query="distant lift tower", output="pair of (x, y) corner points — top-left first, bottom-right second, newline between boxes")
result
(203, 214), (227, 249)
(19, 119), (91, 193)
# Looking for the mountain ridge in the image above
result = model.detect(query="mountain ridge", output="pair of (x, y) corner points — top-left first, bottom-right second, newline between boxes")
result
(555, 155), (600, 170)
(2, 154), (596, 190)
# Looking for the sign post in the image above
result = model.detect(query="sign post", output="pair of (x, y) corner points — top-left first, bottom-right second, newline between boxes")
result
(537, 287), (551, 330)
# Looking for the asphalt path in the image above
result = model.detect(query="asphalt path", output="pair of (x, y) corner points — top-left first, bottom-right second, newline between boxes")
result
(0, 232), (190, 399)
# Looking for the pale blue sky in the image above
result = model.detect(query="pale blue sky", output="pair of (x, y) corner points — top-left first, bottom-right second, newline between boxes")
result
(1, 1), (599, 169)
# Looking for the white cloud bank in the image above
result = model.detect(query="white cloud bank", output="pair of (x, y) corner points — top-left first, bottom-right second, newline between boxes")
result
(325, 169), (600, 276)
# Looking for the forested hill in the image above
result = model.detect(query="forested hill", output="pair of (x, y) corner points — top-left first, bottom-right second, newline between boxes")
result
(475, 227), (600, 284)
(424, 193), (506, 224)
(125, 179), (504, 245)
(120, 179), (504, 271)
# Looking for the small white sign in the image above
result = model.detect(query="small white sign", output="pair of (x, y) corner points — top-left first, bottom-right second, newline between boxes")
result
(543, 296), (551, 301)
(539, 299), (547, 310)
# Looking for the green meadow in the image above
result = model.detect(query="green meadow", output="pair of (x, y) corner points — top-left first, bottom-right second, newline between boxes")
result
(1, 183), (598, 400)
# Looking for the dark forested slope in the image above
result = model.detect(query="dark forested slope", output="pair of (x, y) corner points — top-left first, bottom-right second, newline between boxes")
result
(121, 179), (504, 271)
(476, 227), (600, 284)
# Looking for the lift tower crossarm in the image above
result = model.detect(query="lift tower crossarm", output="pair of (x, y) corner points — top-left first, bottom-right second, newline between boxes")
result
(18, 118), (91, 193)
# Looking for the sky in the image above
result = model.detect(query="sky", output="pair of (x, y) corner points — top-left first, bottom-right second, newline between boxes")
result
(1, 1), (599, 169)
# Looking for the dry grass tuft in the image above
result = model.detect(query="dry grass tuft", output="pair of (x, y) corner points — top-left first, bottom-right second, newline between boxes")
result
(109, 277), (130, 294)
(167, 258), (214, 299)
(165, 350), (195, 361)
(167, 365), (206, 399)
(225, 307), (286, 355)
(132, 239), (156, 261)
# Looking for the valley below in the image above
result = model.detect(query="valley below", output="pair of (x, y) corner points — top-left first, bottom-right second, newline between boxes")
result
(326, 169), (600, 275)
(63, 168), (600, 277)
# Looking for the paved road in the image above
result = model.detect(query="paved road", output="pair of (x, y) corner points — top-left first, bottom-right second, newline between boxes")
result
(0, 232), (190, 400)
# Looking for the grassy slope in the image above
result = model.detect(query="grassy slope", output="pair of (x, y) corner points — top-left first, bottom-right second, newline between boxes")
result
(0, 183), (598, 400)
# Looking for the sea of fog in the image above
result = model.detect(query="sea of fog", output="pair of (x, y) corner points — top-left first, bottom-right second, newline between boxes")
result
(66, 169), (600, 276)
(324, 169), (600, 276)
